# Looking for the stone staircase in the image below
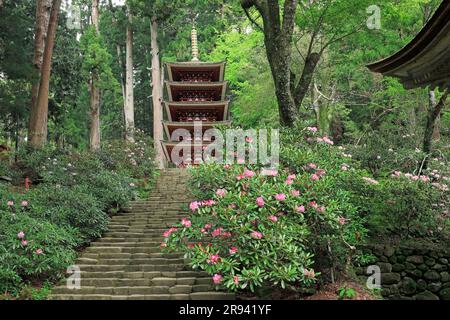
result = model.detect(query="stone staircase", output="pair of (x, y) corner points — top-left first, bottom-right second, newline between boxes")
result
(50, 168), (234, 300)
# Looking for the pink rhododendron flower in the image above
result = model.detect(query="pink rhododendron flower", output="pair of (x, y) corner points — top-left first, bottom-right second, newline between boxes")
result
(7, 201), (14, 206)
(21, 200), (29, 207)
(338, 216), (346, 225)
(309, 201), (318, 208)
(303, 268), (316, 279)
(245, 136), (253, 143)
(17, 231), (25, 239)
(223, 164), (231, 169)
(287, 174), (296, 180)
(212, 274), (223, 284)
(261, 168), (278, 176)
(316, 206), (326, 213)
(163, 227), (178, 238)
(392, 171), (402, 177)
(189, 201), (199, 211)
(211, 228), (223, 237)
(285, 179), (293, 185)
(251, 231), (263, 239)
(216, 188), (227, 197)
(316, 137), (324, 143)
(209, 254), (220, 265)
(237, 158), (245, 165)
(308, 163), (317, 169)
(181, 218), (191, 228)
(362, 177), (379, 185)
(236, 174), (245, 181)
(291, 189), (300, 197)
(316, 169), (326, 176)
(35, 249), (43, 255)
(268, 215), (278, 222)
(233, 276), (239, 285)
(341, 165), (349, 171)
(256, 197), (265, 207)
(204, 224), (212, 230)
(244, 169), (255, 178)
(222, 231), (232, 238)
(323, 136), (334, 145)
(296, 205), (306, 213)
(21, 240), (28, 246)
(307, 127), (318, 133)
(229, 247), (238, 255)
(275, 194), (286, 201)
(420, 176), (430, 183)
(310, 174), (320, 181)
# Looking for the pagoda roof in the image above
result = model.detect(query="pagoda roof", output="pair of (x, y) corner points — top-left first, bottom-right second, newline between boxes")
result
(163, 120), (232, 142)
(166, 61), (226, 82)
(163, 101), (230, 122)
(165, 81), (228, 102)
(161, 141), (217, 165)
(367, 1), (450, 90)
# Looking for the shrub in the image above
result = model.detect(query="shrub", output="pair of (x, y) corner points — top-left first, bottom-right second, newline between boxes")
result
(28, 184), (109, 245)
(164, 157), (368, 291)
(0, 210), (77, 295)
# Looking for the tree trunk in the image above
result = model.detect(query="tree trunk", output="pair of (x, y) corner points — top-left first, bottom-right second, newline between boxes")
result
(29, 0), (62, 149)
(28, 0), (52, 146)
(124, 6), (135, 142)
(422, 90), (448, 168)
(150, 17), (164, 168)
(89, 0), (101, 151)
(242, 0), (299, 127)
(293, 52), (320, 108)
(107, 0), (127, 134)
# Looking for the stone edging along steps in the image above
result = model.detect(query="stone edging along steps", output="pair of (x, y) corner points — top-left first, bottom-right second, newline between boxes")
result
(49, 169), (235, 300)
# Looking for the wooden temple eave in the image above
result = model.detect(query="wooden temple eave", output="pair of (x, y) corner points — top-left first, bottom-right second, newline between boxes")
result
(163, 101), (230, 122)
(163, 120), (232, 142)
(165, 81), (229, 102)
(367, 1), (450, 91)
(161, 141), (217, 164)
(165, 61), (226, 82)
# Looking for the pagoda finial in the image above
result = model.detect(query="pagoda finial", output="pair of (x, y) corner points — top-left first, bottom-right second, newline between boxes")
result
(191, 24), (199, 62)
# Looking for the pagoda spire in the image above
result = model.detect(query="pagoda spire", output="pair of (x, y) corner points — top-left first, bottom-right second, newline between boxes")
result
(191, 25), (199, 62)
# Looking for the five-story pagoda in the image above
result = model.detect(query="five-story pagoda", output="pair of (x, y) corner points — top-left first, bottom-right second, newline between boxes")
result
(161, 26), (231, 166)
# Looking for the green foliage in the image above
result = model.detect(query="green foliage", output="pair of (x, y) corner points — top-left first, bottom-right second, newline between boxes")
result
(338, 286), (357, 300)
(0, 141), (156, 295)
(0, 206), (77, 295)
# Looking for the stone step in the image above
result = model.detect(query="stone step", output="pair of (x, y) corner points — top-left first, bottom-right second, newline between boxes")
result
(90, 242), (163, 247)
(81, 252), (183, 259)
(58, 277), (211, 287)
(52, 284), (214, 295)
(77, 271), (209, 279)
(49, 292), (234, 300)
(76, 257), (187, 265)
(85, 247), (169, 254)
(75, 264), (186, 272)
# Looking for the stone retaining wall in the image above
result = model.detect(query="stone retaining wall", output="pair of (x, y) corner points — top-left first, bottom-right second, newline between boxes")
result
(356, 243), (450, 300)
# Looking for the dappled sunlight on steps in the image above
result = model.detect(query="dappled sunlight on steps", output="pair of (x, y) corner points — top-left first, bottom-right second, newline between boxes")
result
(49, 168), (235, 300)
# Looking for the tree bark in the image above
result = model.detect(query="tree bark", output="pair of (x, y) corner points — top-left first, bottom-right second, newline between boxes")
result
(242, 0), (299, 127)
(29, 0), (62, 149)
(89, 0), (101, 151)
(151, 17), (164, 168)
(107, 0), (127, 131)
(422, 90), (448, 167)
(28, 0), (52, 146)
(124, 6), (135, 142)
(293, 52), (320, 107)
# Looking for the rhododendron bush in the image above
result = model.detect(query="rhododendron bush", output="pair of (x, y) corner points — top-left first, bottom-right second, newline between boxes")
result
(163, 125), (375, 292)
(164, 126), (449, 292)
